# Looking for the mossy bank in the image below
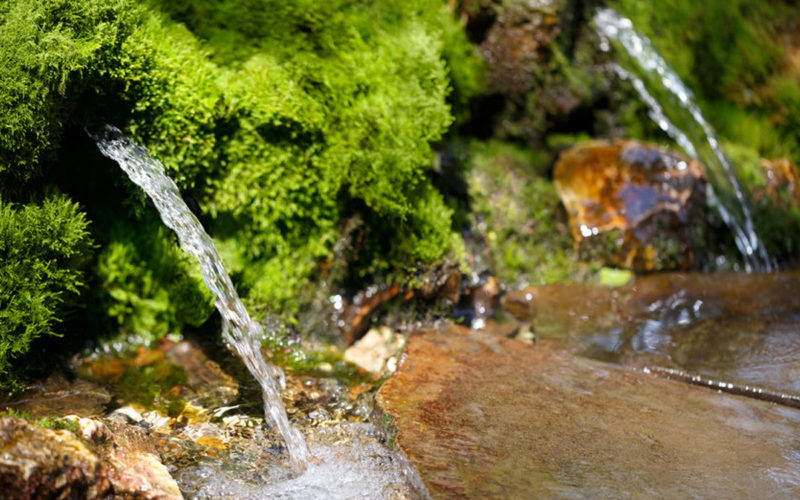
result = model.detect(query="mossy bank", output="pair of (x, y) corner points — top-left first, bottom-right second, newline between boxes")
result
(0, 0), (481, 386)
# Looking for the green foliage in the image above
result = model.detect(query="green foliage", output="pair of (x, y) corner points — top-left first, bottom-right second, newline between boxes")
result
(0, 0), (139, 186)
(724, 142), (800, 263)
(0, 195), (93, 384)
(99, 0), (470, 312)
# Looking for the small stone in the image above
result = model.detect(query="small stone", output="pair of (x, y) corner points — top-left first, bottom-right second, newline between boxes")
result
(194, 435), (228, 450)
(141, 410), (171, 430)
(107, 405), (143, 425)
(500, 289), (538, 322)
(105, 422), (182, 499)
(345, 329), (391, 374)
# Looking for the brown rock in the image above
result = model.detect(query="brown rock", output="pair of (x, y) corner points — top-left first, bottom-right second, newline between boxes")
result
(344, 327), (402, 376)
(499, 289), (537, 322)
(1, 374), (111, 418)
(163, 340), (239, 407)
(0, 417), (182, 500)
(554, 140), (707, 271)
(377, 323), (800, 498)
(0, 418), (112, 499)
(105, 422), (182, 499)
(480, 0), (562, 98)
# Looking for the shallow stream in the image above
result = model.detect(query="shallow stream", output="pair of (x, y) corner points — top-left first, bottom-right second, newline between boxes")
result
(521, 270), (800, 397)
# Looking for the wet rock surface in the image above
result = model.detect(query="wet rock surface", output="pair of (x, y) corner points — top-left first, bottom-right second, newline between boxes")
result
(2, 374), (111, 418)
(554, 140), (707, 271)
(0, 417), (181, 499)
(0, 418), (111, 499)
(1, 338), (427, 499)
(521, 270), (800, 394)
(106, 421), (183, 499)
(377, 323), (800, 498)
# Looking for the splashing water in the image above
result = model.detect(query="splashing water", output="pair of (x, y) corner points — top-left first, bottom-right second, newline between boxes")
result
(594, 8), (772, 271)
(94, 125), (309, 468)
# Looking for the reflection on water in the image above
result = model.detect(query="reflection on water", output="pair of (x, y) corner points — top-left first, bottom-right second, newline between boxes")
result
(528, 271), (800, 395)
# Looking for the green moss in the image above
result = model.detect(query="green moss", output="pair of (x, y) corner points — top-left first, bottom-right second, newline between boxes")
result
(36, 415), (81, 434)
(263, 326), (370, 384)
(466, 140), (591, 285)
(612, 0), (800, 161)
(97, 217), (215, 340)
(0, 194), (93, 386)
(0, 0), (140, 187)
(0, 409), (81, 434)
(0, 0), (479, 367)
(114, 361), (187, 414)
(598, 267), (633, 287)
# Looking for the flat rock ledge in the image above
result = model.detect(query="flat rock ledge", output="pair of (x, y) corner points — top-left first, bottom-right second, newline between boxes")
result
(377, 322), (800, 499)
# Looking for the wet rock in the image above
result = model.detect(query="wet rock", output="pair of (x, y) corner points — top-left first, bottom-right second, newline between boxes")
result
(476, 317), (520, 339)
(480, 0), (562, 98)
(499, 289), (536, 322)
(0, 417), (111, 499)
(0, 416), (181, 499)
(1, 374), (111, 417)
(503, 270), (800, 393)
(554, 140), (707, 271)
(105, 421), (182, 499)
(108, 405), (145, 425)
(172, 422), (429, 500)
(79, 340), (237, 415)
(162, 340), (239, 407)
(377, 323), (800, 498)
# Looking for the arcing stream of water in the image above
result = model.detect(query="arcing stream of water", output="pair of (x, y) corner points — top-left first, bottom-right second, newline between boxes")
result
(94, 125), (309, 469)
(594, 8), (773, 271)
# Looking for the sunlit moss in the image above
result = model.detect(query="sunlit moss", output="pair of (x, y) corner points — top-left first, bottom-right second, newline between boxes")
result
(0, 0), (481, 378)
(465, 140), (592, 286)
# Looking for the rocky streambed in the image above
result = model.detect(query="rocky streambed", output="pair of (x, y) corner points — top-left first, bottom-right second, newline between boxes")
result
(3, 270), (800, 498)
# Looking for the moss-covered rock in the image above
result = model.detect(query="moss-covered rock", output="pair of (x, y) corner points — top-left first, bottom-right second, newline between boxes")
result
(465, 140), (589, 286)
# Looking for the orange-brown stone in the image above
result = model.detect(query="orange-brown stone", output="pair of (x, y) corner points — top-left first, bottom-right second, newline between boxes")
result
(377, 323), (800, 498)
(554, 140), (707, 271)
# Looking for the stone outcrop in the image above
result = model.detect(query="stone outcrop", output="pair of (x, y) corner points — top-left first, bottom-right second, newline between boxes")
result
(0, 418), (111, 499)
